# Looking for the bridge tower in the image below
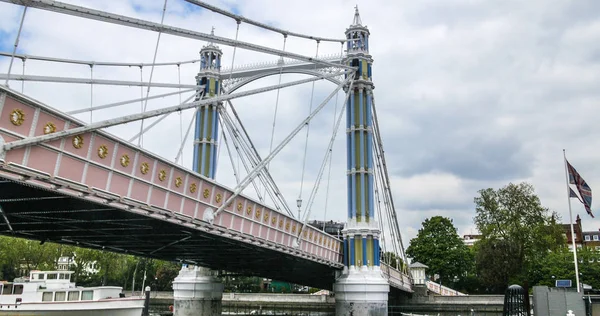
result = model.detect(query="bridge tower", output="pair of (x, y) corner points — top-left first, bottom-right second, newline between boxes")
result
(334, 7), (390, 316)
(172, 29), (224, 316)
(192, 28), (222, 178)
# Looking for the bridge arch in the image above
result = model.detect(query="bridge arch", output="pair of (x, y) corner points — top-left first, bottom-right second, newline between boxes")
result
(226, 68), (343, 93)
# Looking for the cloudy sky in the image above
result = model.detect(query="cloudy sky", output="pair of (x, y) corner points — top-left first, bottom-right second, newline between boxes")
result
(1, 0), (599, 252)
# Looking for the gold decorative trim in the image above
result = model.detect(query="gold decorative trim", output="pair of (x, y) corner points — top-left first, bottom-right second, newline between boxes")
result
(120, 154), (130, 167)
(285, 222), (290, 231)
(246, 206), (252, 216)
(203, 189), (210, 199)
(309, 231), (313, 240)
(43, 122), (56, 135)
(97, 145), (108, 159)
(291, 224), (297, 233)
(271, 216), (276, 225)
(263, 213), (269, 222)
(175, 177), (183, 188)
(255, 209), (261, 219)
(9, 109), (25, 126)
(72, 135), (84, 149)
(190, 183), (197, 193)
(237, 202), (243, 212)
(140, 162), (150, 175)
(216, 193), (222, 203)
(303, 231), (308, 238)
(158, 170), (167, 182)
(278, 219), (284, 229)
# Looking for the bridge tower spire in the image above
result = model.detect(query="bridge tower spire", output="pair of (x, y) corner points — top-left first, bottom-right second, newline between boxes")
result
(334, 7), (390, 316)
(193, 28), (222, 179)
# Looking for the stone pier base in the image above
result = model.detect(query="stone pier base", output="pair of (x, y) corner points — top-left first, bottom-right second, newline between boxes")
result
(172, 265), (223, 316)
(334, 267), (390, 316)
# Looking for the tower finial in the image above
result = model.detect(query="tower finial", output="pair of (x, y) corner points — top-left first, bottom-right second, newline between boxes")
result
(211, 26), (215, 36)
(352, 5), (362, 26)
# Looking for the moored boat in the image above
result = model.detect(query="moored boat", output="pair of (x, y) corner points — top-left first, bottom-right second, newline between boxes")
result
(0, 270), (145, 315)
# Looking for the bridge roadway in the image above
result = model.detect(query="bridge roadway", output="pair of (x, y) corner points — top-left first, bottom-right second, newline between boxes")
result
(0, 86), (412, 292)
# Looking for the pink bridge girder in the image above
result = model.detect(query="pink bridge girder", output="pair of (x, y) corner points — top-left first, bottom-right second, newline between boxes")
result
(0, 86), (344, 269)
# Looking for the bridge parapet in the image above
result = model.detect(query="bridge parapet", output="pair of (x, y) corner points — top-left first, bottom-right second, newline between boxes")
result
(381, 263), (413, 293)
(0, 86), (343, 269)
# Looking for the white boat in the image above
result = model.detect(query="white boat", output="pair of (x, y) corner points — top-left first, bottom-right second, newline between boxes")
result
(0, 270), (146, 316)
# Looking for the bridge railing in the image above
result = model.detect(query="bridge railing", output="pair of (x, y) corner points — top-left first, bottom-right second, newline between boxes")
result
(425, 280), (467, 296)
(381, 262), (413, 291)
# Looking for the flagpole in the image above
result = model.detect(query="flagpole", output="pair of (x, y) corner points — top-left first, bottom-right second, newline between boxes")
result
(564, 149), (581, 293)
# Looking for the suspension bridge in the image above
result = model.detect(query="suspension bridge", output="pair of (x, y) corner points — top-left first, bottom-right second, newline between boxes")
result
(0, 1), (411, 315)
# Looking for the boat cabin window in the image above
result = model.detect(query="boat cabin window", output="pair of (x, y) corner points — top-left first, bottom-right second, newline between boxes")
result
(2, 284), (12, 295)
(13, 284), (23, 295)
(68, 291), (79, 301)
(81, 290), (93, 300)
(54, 291), (66, 301)
(42, 292), (53, 301)
(32, 273), (43, 280)
(47, 273), (58, 280)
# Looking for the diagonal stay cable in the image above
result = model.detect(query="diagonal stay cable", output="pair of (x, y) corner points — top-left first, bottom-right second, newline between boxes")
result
(138, 0), (169, 147)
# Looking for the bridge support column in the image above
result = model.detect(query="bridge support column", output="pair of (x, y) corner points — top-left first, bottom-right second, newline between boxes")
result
(172, 265), (223, 316)
(334, 267), (389, 316)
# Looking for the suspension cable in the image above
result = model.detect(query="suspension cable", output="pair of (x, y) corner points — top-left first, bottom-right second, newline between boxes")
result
(177, 64), (183, 165)
(219, 110), (266, 203)
(5, 6), (27, 87)
(322, 43), (344, 230)
(129, 93), (196, 142)
(372, 95), (407, 263)
(225, 99), (293, 215)
(296, 77), (355, 243)
(297, 40), (320, 219)
(138, 0), (169, 147)
(89, 64), (94, 123)
(264, 35), (287, 197)
(68, 88), (197, 115)
(218, 112), (240, 184)
(21, 58), (26, 93)
(227, 21), (241, 182)
(174, 105), (200, 164)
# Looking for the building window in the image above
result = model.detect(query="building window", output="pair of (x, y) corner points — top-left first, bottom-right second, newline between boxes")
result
(585, 235), (591, 241)
(594, 235), (599, 241)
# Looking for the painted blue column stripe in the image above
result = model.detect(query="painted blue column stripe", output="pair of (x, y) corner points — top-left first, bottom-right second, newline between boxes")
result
(343, 239), (349, 267)
(193, 110), (202, 173)
(359, 89), (365, 220)
(349, 237), (355, 266)
(200, 104), (210, 176)
(346, 98), (352, 219)
(349, 91), (356, 220)
(366, 93), (374, 219)
(362, 236), (367, 266)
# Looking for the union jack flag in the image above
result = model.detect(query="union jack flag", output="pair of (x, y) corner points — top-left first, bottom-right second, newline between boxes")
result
(567, 160), (594, 218)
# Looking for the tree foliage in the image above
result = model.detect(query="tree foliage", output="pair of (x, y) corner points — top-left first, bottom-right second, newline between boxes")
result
(0, 236), (180, 291)
(406, 216), (473, 285)
(473, 182), (565, 292)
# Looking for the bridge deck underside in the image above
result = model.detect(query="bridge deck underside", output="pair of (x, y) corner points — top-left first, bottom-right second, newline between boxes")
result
(0, 178), (336, 290)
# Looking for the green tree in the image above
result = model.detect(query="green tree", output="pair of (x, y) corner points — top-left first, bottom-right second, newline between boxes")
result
(473, 182), (565, 292)
(381, 252), (404, 270)
(406, 216), (473, 286)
